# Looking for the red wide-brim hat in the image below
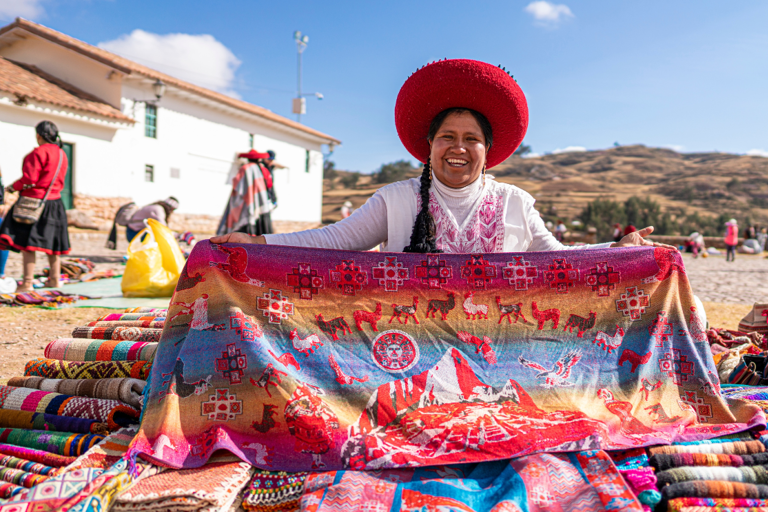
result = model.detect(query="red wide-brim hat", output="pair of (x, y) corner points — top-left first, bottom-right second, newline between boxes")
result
(238, 150), (270, 159)
(395, 59), (528, 169)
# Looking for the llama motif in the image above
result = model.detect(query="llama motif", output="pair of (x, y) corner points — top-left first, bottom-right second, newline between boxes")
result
(531, 301), (560, 330)
(563, 311), (597, 338)
(353, 303), (382, 332)
(645, 403), (681, 424)
(618, 348), (651, 373)
(268, 349), (301, 371)
(329, 354), (370, 385)
(426, 293), (456, 320)
(456, 331), (497, 364)
(250, 364), (287, 398)
(390, 297), (419, 325)
(496, 296), (528, 325)
(462, 292), (489, 320)
(289, 329), (324, 357)
(638, 377), (662, 401)
(251, 404), (280, 433)
(592, 325), (625, 354)
(158, 358), (212, 403)
(315, 314), (352, 341)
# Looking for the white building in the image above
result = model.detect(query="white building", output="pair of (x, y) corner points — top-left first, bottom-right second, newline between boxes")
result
(0, 18), (339, 225)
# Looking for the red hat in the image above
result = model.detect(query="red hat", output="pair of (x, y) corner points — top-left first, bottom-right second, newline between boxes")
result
(395, 59), (528, 169)
(238, 149), (270, 159)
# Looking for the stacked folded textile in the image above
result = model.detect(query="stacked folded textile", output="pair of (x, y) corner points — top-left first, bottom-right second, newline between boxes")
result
(0, 466), (47, 487)
(85, 319), (164, 329)
(0, 428), (102, 456)
(0, 443), (76, 467)
(71, 326), (162, 342)
(123, 307), (167, 315)
(609, 448), (662, 511)
(0, 481), (23, 499)
(24, 358), (152, 380)
(0, 409), (108, 435)
(5, 376), (145, 409)
(95, 313), (166, 322)
(0, 453), (58, 476)
(242, 470), (308, 512)
(43, 338), (157, 361)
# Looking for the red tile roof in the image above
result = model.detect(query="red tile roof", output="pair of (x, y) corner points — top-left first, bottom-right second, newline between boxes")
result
(0, 57), (133, 122)
(0, 19), (340, 144)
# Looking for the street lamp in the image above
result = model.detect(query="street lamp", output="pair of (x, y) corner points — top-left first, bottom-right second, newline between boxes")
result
(152, 79), (166, 101)
(292, 31), (322, 123)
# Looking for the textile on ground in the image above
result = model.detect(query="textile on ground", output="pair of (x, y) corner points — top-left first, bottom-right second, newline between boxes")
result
(71, 326), (162, 342)
(648, 440), (765, 456)
(85, 320), (164, 329)
(95, 313), (165, 322)
(129, 242), (763, 472)
(0, 428), (102, 456)
(667, 496), (768, 511)
(24, 358), (151, 381)
(122, 307), (167, 314)
(0, 443), (76, 467)
(0, 384), (139, 430)
(0, 465), (47, 487)
(242, 469), (308, 512)
(0, 481), (23, 499)
(0, 409), (108, 435)
(43, 338), (157, 362)
(609, 448), (661, 511)
(0, 290), (85, 307)
(0, 453), (57, 476)
(6, 376), (145, 410)
(112, 460), (254, 511)
(650, 452), (768, 471)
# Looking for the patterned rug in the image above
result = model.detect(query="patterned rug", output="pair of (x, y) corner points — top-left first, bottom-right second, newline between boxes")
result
(0, 409), (108, 435)
(0, 290), (86, 308)
(24, 359), (151, 381)
(4, 376), (145, 410)
(95, 313), (166, 322)
(43, 338), (157, 362)
(0, 453), (58, 476)
(85, 320), (165, 329)
(0, 443), (76, 467)
(71, 326), (162, 342)
(128, 243), (764, 472)
(0, 428), (102, 456)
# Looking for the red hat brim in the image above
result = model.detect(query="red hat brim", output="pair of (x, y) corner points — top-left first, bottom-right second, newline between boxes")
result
(395, 59), (528, 169)
(238, 150), (270, 159)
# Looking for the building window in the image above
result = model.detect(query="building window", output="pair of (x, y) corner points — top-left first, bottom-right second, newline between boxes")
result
(145, 104), (157, 138)
(305, 150), (310, 173)
(145, 164), (154, 182)
(170, 167), (180, 179)
(249, 134), (254, 149)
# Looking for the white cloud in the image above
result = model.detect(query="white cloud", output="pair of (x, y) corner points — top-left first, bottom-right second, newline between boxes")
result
(552, 146), (586, 154)
(747, 149), (768, 158)
(99, 30), (241, 97)
(664, 145), (685, 152)
(524, 1), (574, 26)
(0, 0), (44, 20)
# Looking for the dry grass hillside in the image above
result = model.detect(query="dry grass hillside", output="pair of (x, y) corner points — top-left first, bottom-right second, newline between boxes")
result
(323, 145), (768, 226)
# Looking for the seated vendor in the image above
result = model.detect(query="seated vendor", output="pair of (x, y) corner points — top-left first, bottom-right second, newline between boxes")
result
(213, 59), (674, 254)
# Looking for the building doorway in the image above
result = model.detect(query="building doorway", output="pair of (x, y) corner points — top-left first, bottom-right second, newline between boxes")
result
(61, 142), (74, 209)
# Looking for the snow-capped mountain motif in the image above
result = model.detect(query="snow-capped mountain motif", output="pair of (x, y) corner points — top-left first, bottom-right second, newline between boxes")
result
(342, 348), (610, 469)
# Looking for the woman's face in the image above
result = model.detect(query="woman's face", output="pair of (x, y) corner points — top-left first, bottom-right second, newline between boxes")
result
(429, 112), (488, 189)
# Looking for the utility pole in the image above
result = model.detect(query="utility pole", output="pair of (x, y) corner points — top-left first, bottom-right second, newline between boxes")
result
(293, 31), (308, 123)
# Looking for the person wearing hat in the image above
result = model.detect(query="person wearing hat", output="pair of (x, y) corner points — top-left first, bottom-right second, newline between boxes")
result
(724, 218), (738, 262)
(341, 201), (353, 219)
(216, 150), (275, 236)
(213, 59), (671, 253)
(263, 150), (286, 208)
(126, 197), (179, 242)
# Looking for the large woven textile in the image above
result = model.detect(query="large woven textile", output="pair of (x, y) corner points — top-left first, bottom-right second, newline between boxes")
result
(129, 243), (764, 472)
(0, 409), (108, 435)
(44, 338), (157, 362)
(0, 428), (102, 456)
(6, 376), (145, 409)
(24, 358), (151, 380)
(71, 326), (162, 342)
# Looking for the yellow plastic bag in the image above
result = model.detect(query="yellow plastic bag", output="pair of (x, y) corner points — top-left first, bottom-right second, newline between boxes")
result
(121, 219), (186, 297)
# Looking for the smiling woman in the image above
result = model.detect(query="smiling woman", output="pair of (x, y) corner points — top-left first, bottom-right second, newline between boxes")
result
(212, 59), (671, 254)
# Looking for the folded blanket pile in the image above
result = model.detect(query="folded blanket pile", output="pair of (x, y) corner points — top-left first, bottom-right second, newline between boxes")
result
(71, 326), (162, 342)
(0, 428), (103, 456)
(43, 338), (157, 362)
(24, 358), (151, 381)
(6, 376), (145, 409)
(85, 319), (165, 329)
(0, 409), (108, 435)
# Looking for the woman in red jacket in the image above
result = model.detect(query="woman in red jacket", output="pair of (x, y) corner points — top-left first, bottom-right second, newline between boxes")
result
(0, 121), (70, 291)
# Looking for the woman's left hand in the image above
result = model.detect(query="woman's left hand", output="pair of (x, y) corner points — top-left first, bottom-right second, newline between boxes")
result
(611, 226), (678, 250)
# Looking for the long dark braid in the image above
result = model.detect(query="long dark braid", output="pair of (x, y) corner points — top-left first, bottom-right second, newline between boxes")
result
(403, 157), (441, 253)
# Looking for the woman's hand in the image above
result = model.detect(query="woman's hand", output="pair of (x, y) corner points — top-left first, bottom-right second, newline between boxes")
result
(209, 232), (266, 245)
(611, 226), (677, 250)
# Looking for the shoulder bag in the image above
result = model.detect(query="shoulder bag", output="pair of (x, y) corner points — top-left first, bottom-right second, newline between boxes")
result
(13, 148), (65, 225)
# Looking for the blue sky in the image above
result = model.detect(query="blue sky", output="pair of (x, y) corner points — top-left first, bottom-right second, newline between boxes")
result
(3, 0), (767, 172)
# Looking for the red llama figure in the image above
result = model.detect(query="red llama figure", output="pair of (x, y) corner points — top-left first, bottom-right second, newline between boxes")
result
(531, 302), (560, 330)
(353, 303), (382, 332)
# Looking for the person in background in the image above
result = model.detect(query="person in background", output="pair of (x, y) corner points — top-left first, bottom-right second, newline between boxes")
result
(612, 223), (623, 243)
(758, 227), (767, 253)
(0, 121), (69, 291)
(624, 224), (637, 236)
(126, 197), (179, 242)
(724, 218), (738, 262)
(0, 167), (7, 280)
(688, 232), (705, 258)
(264, 150), (286, 208)
(341, 201), (353, 219)
(555, 220), (567, 242)
(217, 150), (274, 236)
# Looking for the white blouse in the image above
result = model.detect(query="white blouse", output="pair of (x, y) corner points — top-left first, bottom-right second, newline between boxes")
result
(265, 176), (611, 253)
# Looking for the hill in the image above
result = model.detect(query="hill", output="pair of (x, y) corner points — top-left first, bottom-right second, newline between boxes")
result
(323, 145), (768, 234)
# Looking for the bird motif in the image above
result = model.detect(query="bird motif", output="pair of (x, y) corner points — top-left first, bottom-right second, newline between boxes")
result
(518, 350), (582, 388)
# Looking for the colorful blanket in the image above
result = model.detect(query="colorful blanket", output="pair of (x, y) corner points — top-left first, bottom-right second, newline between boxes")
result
(0, 454), (57, 476)
(25, 358), (151, 381)
(6, 376), (146, 410)
(0, 409), (108, 435)
(0, 428), (102, 456)
(43, 338), (157, 362)
(123, 307), (167, 314)
(0, 466), (47, 487)
(95, 313), (166, 322)
(0, 481), (23, 499)
(85, 320), (165, 329)
(129, 243), (764, 472)
(0, 384), (139, 430)
(71, 326), (162, 342)
(0, 289), (85, 307)
(0, 443), (76, 467)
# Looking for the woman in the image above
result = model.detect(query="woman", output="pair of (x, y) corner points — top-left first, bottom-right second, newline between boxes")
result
(0, 121), (69, 291)
(126, 197), (179, 242)
(213, 59), (669, 254)
(216, 150), (274, 237)
(724, 218), (738, 262)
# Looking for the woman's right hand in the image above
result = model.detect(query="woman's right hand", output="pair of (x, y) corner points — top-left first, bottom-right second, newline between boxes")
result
(209, 233), (266, 245)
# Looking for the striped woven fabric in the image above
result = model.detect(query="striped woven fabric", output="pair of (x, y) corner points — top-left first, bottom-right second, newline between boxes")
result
(242, 470), (308, 512)
(123, 307), (167, 314)
(63, 427), (137, 473)
(24, 358), (151, 381)
(95, 313), (166, 322)
(43, 338), (157, 362)
(0, 481), (23, 499)
(5, 377), (145, 410)
(609, 449), (661, 510)
(0, 384), (139, 430)
(650, 452), (768, 471)
(648, 440), (765, 456)
(0, 466), (47, 488)
(0, 454), (57, 476)
(0, 428), (103, 456)
(85, 320), (164, 329)
(657, 465), (768, 486)
(0, 444), (76, 467)
(0, 409), (108, 435)
(71, 326), (162, 342)
(661, 480), (768, 500)
(667, 497), (768, 511)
